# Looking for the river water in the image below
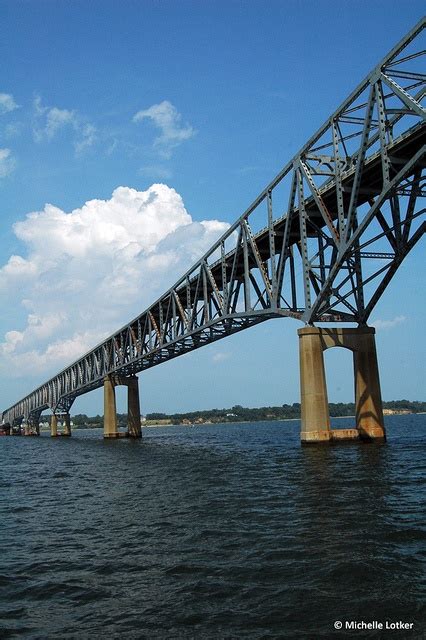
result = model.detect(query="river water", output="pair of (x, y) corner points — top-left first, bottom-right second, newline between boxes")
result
(0, 415), (424, 639)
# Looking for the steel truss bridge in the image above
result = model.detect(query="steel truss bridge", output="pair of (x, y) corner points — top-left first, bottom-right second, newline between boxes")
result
(3, 19), (425, 427)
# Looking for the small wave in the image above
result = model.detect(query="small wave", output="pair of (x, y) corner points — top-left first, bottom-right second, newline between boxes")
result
(9, 505), (33, 514)
(165, 564), (208, 576)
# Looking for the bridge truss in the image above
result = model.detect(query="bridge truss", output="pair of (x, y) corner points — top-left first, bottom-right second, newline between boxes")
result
(3, 18), (425, 425)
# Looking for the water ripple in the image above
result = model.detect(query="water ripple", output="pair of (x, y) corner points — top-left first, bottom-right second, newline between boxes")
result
(0, 416), (424, 638)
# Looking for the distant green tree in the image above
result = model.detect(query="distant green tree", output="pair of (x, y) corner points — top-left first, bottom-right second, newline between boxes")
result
(71, 399), (425, 428)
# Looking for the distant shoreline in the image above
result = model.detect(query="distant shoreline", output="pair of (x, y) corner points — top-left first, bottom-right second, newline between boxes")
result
(38, 412), (424, 431)
(32, 402), (425, 431)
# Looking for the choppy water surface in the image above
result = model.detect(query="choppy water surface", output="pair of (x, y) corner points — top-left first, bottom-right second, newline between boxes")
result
(0, 416), (425, 639)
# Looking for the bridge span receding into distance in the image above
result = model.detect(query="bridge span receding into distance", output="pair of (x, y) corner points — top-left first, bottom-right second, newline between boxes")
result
(2, 19), (425, 444)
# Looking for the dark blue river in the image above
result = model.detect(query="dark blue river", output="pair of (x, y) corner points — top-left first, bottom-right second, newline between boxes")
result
(0, 416), (424, 639)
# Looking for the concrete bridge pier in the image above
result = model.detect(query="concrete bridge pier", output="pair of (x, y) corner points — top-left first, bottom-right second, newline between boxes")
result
(354, 332), (386, 441)
(51, 414), (72, 436)
(298, 326), (386, 444)
(298, 327), (331, 443)
(62, 413), (72, 437)
(127, 376), (142, 438)
(24, 415), (40, 436)
(103, 374), (142, 439)
(11, 420), (22, 436)
(104, 375), (118, 438)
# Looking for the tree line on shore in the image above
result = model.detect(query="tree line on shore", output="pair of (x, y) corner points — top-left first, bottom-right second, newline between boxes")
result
(52, 399), (426, 427)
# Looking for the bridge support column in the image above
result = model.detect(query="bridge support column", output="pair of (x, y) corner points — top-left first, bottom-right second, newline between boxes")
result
(103, 374), (142, 439)
(127, 376), (142, 438)
(298, 328), (331, 443)
(298, 326), (386, 444)
(63, 413), (72, 437)
(354, 332), (386, 441)
(23, 417), (40, 436)
(104, 375), (118, 438)
(51, 415), (58, 437)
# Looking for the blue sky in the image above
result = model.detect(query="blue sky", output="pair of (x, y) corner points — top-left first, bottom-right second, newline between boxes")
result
(0, 1), (425, 416)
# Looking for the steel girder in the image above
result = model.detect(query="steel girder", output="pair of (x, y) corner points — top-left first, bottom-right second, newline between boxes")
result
(2, 19), (425, 425)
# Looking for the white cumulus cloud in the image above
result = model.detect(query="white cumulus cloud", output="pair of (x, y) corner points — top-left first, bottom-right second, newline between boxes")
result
(133, 100), (195, 158)
(0, 184), (229, 376)
(0, 93), (19, 115)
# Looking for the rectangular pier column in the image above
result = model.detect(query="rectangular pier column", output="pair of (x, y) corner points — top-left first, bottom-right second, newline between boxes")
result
(104, 375), (118, 438)
(63, 413), (72, 437)
(298, 327), (331, 444)
(354, 330), (386, 441)
(127, 376), (142, 438)
(51, 415), (58, 437)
